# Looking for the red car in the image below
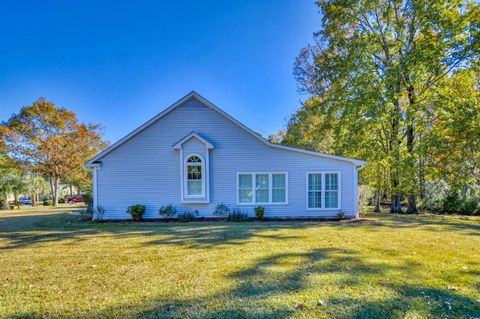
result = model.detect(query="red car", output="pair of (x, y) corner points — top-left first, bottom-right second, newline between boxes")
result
(67, 195), (84, 204)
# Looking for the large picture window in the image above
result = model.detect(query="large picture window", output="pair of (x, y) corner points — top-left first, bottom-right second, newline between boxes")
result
(237, 172), (288, 204)
(185, 155), (204, 197)
(307, 172), (340, 209)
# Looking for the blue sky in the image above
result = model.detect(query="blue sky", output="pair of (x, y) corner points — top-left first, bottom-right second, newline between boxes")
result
(0, 1), (320, 143)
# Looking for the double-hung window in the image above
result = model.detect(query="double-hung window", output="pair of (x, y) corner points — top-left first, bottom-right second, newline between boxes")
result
(237, 172), (287, 204)
(307, 172), (340, 209)
(185, 155), (204, 197)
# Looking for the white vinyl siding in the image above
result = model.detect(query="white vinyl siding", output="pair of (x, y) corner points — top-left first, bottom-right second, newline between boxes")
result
(237, 172), (288, 205)
(307, 172), (341, 210)
(95, 96), (359, 220)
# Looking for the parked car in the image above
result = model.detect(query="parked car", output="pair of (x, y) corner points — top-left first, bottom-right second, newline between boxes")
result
(66, 195), (84, 204)
(18, 197), (32, 205)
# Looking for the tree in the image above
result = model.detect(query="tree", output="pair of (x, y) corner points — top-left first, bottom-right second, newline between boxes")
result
(287, 0), (479, 213)
(268, 130), (286, 144)
(25, 174), (49, 206)
(1, 98), (107, 206)
(423, 69), (480, 194)
(0, 173), (26, 208)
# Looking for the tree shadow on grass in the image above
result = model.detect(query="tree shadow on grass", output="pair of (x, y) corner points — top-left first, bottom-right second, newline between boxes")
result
(1, 211), (479, 251)
(359, 213), (480, 237)
(0, 212), (312, 250)
(7, 247), (479, 318)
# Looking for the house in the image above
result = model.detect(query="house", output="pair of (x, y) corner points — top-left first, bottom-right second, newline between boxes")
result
(86, 91), (365, 220)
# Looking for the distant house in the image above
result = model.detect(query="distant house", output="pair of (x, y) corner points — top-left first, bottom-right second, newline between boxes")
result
(86, 92), (365, 220)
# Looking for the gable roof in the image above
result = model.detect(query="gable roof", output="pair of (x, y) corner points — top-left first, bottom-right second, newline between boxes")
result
(86, 91), (365, 166)
(172, 132), (214, 150)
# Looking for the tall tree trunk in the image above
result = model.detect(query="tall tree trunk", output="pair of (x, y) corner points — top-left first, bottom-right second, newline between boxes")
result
(391, 195), (402, 213)
(419, 156), (426, 202)
(374, 190), (381, 212)
(14, 192), (19, 209)
(49, 176), (60, 207)
(407, 195), (417, 214)
(53, 177), (59, 207)
(31, 193), (36, 206)
(390, 84), (403, 214)
(406, 85), (418, 213)
(469, 153), (476, 197)
(69, 184), (73, 196)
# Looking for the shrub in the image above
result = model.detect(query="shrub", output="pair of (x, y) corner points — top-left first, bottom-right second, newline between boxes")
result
(227, 208), (248, 222)
(94, 205), (106, 221)
(127, 205), (146, 221)
(43, 199), (53, 206)
(80, 209), (93, 221)
(83, 192), (93, 206)
(338, 210), (346, 220)
(254, 206), (265, 220)
(421, 180), (449, 212)
(159, 204), (177, 218)
(440, 191), (479, 215)
(441, 191), (462, 214)
(58, 198), (65, 204)
(461, 197), (480, 215)
(177, 210), (198, 222)
(358, 185), (375, 211)
(213, 203), (230, 217)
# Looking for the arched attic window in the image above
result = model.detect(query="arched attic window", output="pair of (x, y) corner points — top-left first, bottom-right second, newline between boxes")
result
(185, 155), (204, 197)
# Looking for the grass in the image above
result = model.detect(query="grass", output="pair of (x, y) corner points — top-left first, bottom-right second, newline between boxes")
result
(0, 208), (479, 318)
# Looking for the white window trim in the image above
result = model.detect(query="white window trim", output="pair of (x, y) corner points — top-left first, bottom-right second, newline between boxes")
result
(236, 172), (288, 205)
(184, 153), (206, 199)
(306, 171), (341, 211)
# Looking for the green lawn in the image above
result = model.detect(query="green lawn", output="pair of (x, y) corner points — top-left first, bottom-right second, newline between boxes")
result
(0, 208), (479, 318)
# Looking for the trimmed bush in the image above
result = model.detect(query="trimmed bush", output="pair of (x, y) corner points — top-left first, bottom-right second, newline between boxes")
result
(127, 205), (146, 221)
(213, 203), (230, 217)
(254, 206), (265, 220)
(177, 210), (198, 222)
(159, 204), (177, 218)
(338, 210), (346, 220)
(227, 208), (248, 222)
(43, 199), (53, 206)
(58, 198), (65, 204)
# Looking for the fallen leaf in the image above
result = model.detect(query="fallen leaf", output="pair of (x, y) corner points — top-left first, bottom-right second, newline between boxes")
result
(294, 302), (307, 310)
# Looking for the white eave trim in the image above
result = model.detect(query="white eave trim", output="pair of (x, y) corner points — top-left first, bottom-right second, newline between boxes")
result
(85, 91), (365, 166)
(85, 162), (101, 168)
(172, 132), (214, 150)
